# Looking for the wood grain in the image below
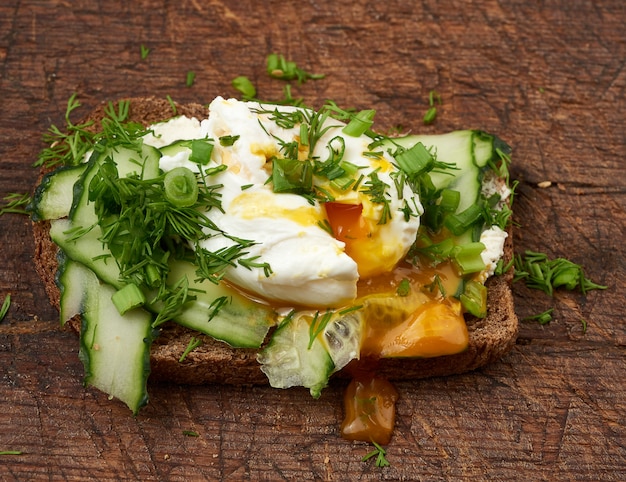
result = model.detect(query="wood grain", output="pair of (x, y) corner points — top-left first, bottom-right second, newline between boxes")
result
(1, 0), (624, 480)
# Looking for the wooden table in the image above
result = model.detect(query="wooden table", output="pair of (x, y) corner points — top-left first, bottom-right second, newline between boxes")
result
(1, 1), (624, 480)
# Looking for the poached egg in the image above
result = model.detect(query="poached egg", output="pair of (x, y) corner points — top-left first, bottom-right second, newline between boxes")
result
(145, 96), (422, 308)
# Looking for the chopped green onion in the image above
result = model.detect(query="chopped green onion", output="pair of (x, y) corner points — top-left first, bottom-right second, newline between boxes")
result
(0, 451), (22, 456)
(164, 167), (199, 208)
(299, 123), (309, 146)
(266, 53), (325, 83)
(342, 109), (376, 137)
(111, 284), (146, 315)
(185, 71), (196, 87)
(452, 242), (486, 275)
(444, 204), (484, 236)
(439, 189), (460, 213)
(460, 280), (487, 318)
(140, 44), (150, 60)
(394, 142), (434, 178)
(423, 90), (442, 125)
(182, 430), (200, 437)
(232, 76), (256, 99)
(423, 107), (437, 125)
(189, 139), (213, 165)
(271, 157), (313, 194)
(219, 135), (240, 147)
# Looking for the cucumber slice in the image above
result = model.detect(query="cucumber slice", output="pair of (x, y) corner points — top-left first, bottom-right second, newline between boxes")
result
(166, 259), (275, 348)
(56, 250), (92, 325)
(59, 257), (154, 414)
(30, 164), (87, 221)
(52, 222), (276, 348)
(258, 313), (334, 398)
(322, 311), (363, 372)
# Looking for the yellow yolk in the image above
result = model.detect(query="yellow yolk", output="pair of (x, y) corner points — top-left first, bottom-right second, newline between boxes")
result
(324, 202), (400, 278)
(229, 190), (324, 227)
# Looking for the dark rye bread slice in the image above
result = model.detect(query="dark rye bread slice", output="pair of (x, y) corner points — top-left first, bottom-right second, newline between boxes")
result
(32, 97), (518, 386)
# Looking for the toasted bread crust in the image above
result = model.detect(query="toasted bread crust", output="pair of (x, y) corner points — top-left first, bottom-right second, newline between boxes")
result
(32, 97), (518, 385)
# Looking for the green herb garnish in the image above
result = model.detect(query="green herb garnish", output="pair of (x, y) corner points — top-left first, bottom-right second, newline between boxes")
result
(266, 53), (325, 83)
(523, 308), (554, 325)
(423, 90), (441, 125)
(140, 44), (150, 60)
(179, 336), (203, 362)
(0, 294), (10, 322)
(0, 193), (31, 216)
(396, 278), (411, 297)
(219, 135), (240, 147)
(186, 71), (196, 87)
(514, 250), (607, 296)
(362, 441), (390, 468)
(308, 310), (333, 349)
(232, 76), (257, 99)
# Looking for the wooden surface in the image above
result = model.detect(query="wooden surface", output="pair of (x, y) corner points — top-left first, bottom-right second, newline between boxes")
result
(1, 0), (624, 480)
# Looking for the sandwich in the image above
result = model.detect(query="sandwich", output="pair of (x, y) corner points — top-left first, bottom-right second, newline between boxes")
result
(30, 95), (517, 444)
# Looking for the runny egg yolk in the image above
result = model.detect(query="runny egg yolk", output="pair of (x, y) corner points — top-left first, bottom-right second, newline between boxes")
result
(230, 191), (322, 227)
(324, 202), (398, 279)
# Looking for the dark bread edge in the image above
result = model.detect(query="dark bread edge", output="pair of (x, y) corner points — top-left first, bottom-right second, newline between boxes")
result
(32, 96), (518, 386)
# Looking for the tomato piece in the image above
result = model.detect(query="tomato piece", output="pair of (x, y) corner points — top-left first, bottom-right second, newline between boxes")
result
(361, 299), (469, 358)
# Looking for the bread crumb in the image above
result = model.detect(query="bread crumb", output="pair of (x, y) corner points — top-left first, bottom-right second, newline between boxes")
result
(537, 181), (552, 188)
(164, 454), (170, 461)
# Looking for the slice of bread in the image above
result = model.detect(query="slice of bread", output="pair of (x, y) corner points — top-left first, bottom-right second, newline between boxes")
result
(32, 97), (518, 386)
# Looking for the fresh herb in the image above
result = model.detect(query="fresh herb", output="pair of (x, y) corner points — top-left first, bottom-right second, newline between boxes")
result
(219, 135), (240, 147)
(140, 44), (150, 60)
(0, 450), (22, 456)
(266, 53), (325, 83)
(0, 294), (10, 322)
(166, 95), (178, 115)
(232, 76), (257, 100)
(343, 109), (376, 137)
(424, 274), (446, 297)
(182, 430), (200, 437)
(207, 296), (231, 322)
(360, 171), (391, 224)
(36, 93), (94, 169)
(423, 90), (441, 125)
(186, 71), (196, 87)
(396, 278), (411, 297)
(523, 308), (554, 325)
(179, 336), (203, 362)
(337, 305), (363, 316)
(514, 250), (607, 296)
(151, 277), (194, 328)
(238, 256), (273, 278)
(278, 84), (304, 106)
(0, 193), (31, 216)
(111, 284), (146, 315)
(362, 441), (390, 468)
(163, 167), (199, 208)
(308, 310), (334, 349)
